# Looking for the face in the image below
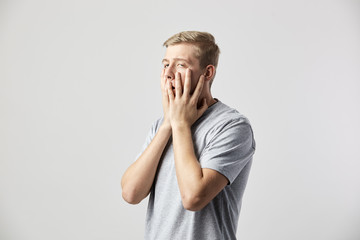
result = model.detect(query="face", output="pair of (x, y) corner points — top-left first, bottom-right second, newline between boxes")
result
(162, 43), (205, 95)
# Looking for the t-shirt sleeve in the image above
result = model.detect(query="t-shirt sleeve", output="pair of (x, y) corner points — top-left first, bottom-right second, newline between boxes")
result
(134, 118), (163, 160)
(199, 117), (256, 184)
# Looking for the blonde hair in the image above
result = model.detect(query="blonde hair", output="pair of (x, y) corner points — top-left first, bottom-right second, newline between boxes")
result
(163, 31), (220, 69)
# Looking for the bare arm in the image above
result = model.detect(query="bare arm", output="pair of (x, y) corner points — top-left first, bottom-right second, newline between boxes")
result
(167, 69), (228, 211)
(121, 123), (171, 204)
(172, 125), (228, 211)
(121, 69), (172, 204)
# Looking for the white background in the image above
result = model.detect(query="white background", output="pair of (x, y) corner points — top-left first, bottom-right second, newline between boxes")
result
(1, 0), (359, 239)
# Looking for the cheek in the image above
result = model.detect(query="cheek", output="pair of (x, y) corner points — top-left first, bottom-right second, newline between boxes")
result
(179, 72), (186, 86)
(191, 74), (201, 91)
(190, 80), (198, 93)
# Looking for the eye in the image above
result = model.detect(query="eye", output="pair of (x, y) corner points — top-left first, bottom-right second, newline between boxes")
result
(177, 63), (185, 67)
(163, 64), (169, 69)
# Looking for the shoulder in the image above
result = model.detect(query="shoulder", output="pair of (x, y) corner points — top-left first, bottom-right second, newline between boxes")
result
(193, 100), (255, 147)
(201, 100), (252, 132)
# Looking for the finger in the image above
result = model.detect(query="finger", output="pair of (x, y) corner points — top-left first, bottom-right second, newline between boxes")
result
(183, 68), (191, 96)
(162, 79), (169, 101)
(175, 72), (182, 97)
(167, 80), (175, 102)
(162, 76), (167, 94)
(160, 69), (166, 90)
(191, 74), (205, 101)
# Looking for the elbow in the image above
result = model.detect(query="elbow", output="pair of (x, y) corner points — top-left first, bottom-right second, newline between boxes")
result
(181, 194), (207, 212)
(121, 185), (143, 205)
(122, 191), (140, 205)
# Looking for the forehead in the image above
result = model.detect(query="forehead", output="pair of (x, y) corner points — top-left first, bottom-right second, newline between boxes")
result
(163, 43), (199, 65)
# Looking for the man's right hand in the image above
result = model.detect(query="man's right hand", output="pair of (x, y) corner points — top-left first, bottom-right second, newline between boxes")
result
(161, 69), (171, 129)
(121, 71), (173, 204)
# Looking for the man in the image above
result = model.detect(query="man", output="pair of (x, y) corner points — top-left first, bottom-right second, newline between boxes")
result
(121, 31), (256, 240)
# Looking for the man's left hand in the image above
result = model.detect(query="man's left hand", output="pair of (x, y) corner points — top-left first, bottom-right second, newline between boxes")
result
(166, 68), (208, 129)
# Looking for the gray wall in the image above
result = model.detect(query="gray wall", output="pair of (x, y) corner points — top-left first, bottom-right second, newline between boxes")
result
(1, 0), (359, 239)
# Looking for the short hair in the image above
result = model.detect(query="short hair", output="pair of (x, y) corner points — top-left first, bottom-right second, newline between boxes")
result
(163, 31), (220, 69)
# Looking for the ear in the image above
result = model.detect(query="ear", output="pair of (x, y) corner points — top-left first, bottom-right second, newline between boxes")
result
(203, 65), (216, 81)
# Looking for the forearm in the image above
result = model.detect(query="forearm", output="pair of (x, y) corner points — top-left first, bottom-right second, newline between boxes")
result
(172, 125), (205, 206)
(121, 123), (172, 204)
(172, 125), (228, 211)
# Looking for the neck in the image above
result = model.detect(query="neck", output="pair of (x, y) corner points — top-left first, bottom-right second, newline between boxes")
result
(197, 91), (217, 108)
(207, 97), (218, 107)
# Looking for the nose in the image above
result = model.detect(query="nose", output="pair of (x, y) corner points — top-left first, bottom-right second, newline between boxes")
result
(164, 66), (175, 80)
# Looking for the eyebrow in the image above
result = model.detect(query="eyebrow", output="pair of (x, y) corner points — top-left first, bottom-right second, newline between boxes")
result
(162, 58), (192, 64)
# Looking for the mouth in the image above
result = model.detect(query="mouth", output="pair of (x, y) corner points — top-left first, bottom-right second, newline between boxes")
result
(171, 86), (176, 96)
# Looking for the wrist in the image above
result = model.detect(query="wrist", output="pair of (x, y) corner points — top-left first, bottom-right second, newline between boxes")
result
(171, 122), (191, 132)
(160, 121), (172, 133)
